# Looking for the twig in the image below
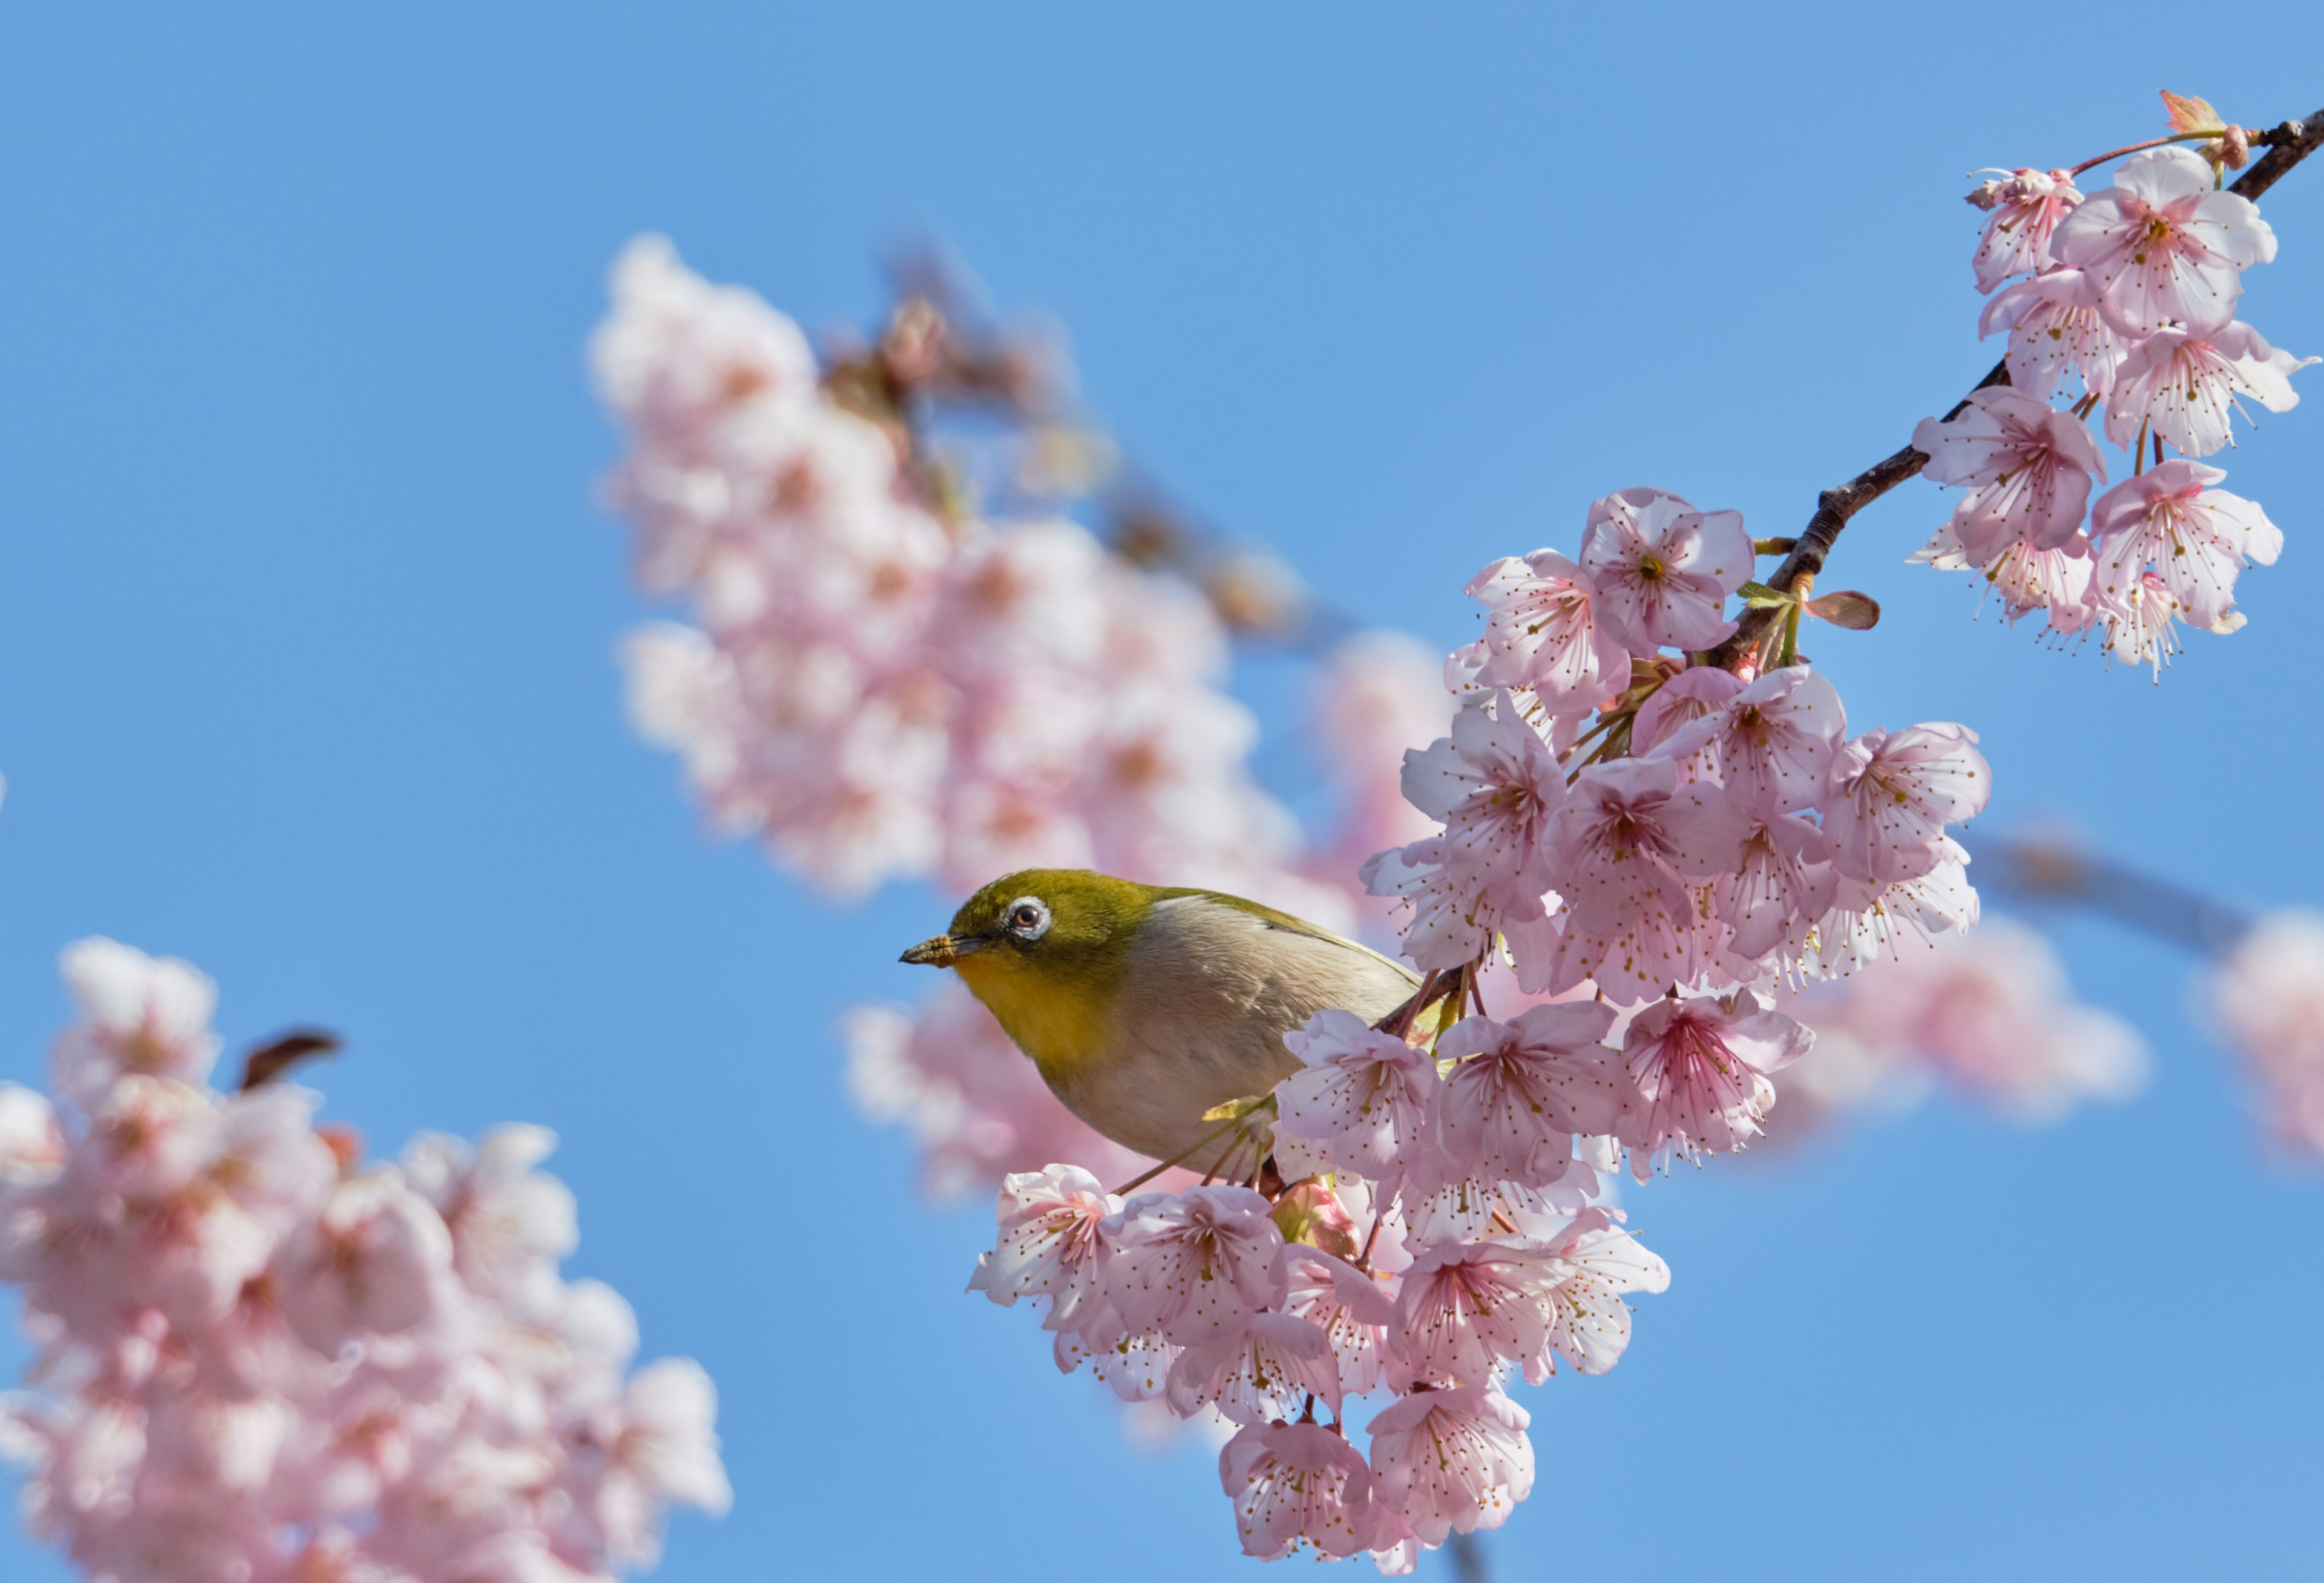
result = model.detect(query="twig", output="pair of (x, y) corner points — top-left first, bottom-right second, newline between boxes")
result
(1711, 99), (2324, 672)
(1975, 834), (2253, 955)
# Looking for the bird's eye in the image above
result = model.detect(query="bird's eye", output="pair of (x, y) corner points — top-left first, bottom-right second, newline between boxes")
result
(1003, 896), (1052, 941)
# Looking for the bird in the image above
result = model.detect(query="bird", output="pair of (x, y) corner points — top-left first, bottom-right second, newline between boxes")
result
(901, 868), (1421, 1173)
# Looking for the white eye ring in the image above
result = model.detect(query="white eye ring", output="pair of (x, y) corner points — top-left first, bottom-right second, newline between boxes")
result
(1004, 896), (1052, 941)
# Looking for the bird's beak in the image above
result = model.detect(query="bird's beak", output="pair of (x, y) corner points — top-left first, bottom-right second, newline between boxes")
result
(900, 933), (984, 968)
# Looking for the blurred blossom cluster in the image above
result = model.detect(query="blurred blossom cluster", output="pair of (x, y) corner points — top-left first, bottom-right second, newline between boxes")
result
(1919, 99), (2312, 667)
(2208, 909), (2324, 1155)
(0, 940), (728, 1583)
(593, 236), (1345, 916)
(1775, 916), (2149, 1132)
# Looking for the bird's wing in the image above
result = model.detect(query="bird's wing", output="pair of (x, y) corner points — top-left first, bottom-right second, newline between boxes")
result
(1154, 886), (1422, 989)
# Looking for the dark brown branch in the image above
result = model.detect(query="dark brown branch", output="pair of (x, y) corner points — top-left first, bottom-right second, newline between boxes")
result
(1712, 99), (2324, 671)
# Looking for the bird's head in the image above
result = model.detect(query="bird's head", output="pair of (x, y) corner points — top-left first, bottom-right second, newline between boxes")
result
(899, 869), (1151, 1067)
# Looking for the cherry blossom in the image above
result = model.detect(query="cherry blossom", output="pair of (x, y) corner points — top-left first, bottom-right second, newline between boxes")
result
(51, 937), (222, 1104)
(1103, 1186), (1290, 1346)
(1433, 1005), (1624, 1184)
(1675, 665), (1846, 815)
(1282, 1248), (1398, 1400)
(1821, 723), (1990, 886)
(1219, 1419), (1387, 1561)
(1166, 1311), (1342, 1423)
(1911, 387), (2106, 563)
(1398, 692), (1567, 906)
(1616, 992), (1813, 1160)
(2086, 459), (2280, 636)
(1628, 666), (1745, 762)
(0, 939), (728, 1583)
(1577, 488), (1754, 653)
(1533, 757), (1752, 1001)
(1968, 168), (2083, 292)
(1361, 835), (1554, 978)
(1978, 267), (2125, 400)
(2207, 909), (2324, 1156)
(1365, 1385), (1534, 1545)
(1785, 916), (2147, 1127)
(1274, 1009), (1444, 1182)
(2050, 146), (2276, 335)
(2104, 322), (2313, 457)
(1534, 1208), (1670, 1374)
(1390, 1237), (1568, 1389)
(1463, 549), (1631, 715)
(966, 1164), (1121, 1333)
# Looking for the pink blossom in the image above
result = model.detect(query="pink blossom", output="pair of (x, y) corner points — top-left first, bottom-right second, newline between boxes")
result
(1054, 1313), (1181, 1401)
(1434, 1003), (1624, 1183)
(1716, 811), (1839, 962)
(1629, 666), (1745, 765)
(400, 1124), (577, 1303)
(1398, 693), (1567, 907)
(2104, 322), (2313, 457)
(1462, 549), (1632, 715)
(1969, 168), (2082, 292)
(1365, 1385), (1534, 1545)
(0, 1084), (64, 1185)
(1534, 1208), (1670, 1374)
(1166, 1311), (1342, 1423)
(1681, 665), (1846, 815)
(1103, 1187), (1289, 1346)
(1361, 836), (1555, 977)
(1390, 1237), (1569, 1388)
(0, 940), (729, 1582)
(1219, 1419), (1387, 1561)
(967, 1164), (1121, 1334)
(1282, 1248), (1397, 1399)
(2207, 909), (2324, 1155)
(2086, 459), (2280, 635)
(1978, 267), (2125, 400)
(592, 234), (819, 431)
(1810, 837), (1982, 975)
(1577, 488), (1754, 653)
(52, 938), (222, 1103)
(603, 1357), (734, 1532)
(1788, 917), (2147, 1124)
(1617, 992), (1813, 1159)
(1911, 387), (2106, 562)
(1273, 1009), (1443, 1182)
(2050, 147), (2277, 335)
(1822, 723), (1990, 885)
(1534, 757), (1752, 1002)
(2090, 569), (2186, 675)
(277, 1168), (455, 1352)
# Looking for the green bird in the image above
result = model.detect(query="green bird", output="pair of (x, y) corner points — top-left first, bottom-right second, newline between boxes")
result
(901, 869), (1420, 1168)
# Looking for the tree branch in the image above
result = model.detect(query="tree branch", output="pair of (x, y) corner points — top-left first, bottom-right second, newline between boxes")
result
(1712, 99), (2324, 671)
(1974, 833), (2254, 955)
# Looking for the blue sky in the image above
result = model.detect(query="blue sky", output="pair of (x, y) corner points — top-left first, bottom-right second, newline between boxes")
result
(1, 6), (2320, 1579)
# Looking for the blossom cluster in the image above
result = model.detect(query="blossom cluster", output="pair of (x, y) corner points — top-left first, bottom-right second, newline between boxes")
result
(1379, 487), (1992, 1049)
(968, 480), (2001, 1562)
(1774, 916), (2148, 1134)
(0, 939), (729, 1583)
(2207, 908), (2324, 1155)
(970, 1044), (1666, 1572)
(594, 236), (1345, 918)
(1922, 124), (2311, 669)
